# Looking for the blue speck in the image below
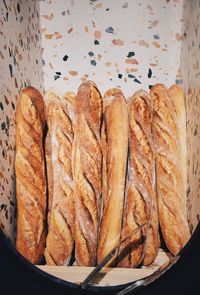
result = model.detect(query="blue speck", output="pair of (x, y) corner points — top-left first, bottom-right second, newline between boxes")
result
(105, 27), (114, 33)
(148, 69), (152, 78)
(88, 51), (94, 57)
(128, 74), (135, 78)
(91, 60), (97, 66)
(153, 34), (160, 40)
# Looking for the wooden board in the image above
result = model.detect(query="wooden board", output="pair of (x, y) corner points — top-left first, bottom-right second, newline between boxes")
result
(36, 249), (171, 287)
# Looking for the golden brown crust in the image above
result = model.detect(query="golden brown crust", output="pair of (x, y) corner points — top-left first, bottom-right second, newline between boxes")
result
(168, 84), (187, 216)
(44, 91), (75, 265)
(97, 88), (128, 266)
(150, 84), (191, 255)
(73, 81), (102, 266)
(117, 90), (159, 267)
(15, 86), (46, 264)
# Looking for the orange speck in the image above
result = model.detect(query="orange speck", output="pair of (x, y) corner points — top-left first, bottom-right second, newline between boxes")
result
(147, 4), (152, 11)
(139, 40), (149, 48)
(150, 63), (158, 67)
(84, 26), (89, 33)
(130, 68), (138, 72)
(69, 71), (78, 76)
(125, 58), (139, 65)
(49, 62), (54, 70)
(45, 34), (54, 39)
(95, 3), (102, 8)
(151, 20), (159, 27)
(68, 27), (73, 34)
(94, 31), (102, 39)
(63, 77), (68, 81)
(55, 32), (62, 39)
(152, 41), (160, 48)
(40, 28), (47, 33)
(175, 33), (183, 41)
(112, 39), (124, 46)
(42, 13), (54, 20)
(105, 62), (112, 67)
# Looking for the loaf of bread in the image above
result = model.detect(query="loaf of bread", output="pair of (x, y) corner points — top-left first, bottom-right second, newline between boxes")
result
(117, 90), (159, 267)
(44, 90), (75, 265)
(168, 84), (187, 214)
(73, 81), (102, 266)
(150, 84), (191, 255)
(15, 86), (46, 264)
(97, 88), (128, 266)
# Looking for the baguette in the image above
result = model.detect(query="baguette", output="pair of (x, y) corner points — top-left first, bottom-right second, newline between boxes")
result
(168, 84), (187, 215)
(73, 81), (102, 266)
(117, 90), (159, 267)
(15, 86), (46, 264)
(44, 91), (75, 265)
(150, 84), (191, 255)
(97, 88), (128, 266)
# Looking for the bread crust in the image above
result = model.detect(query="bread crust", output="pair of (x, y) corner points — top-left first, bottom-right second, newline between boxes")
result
(97, 88), (128, 266)
(44, 91), (75, 265)
(15, 86), (46, 264)
(73, 81), (102, 266)
(117, 90), (159, 267)
(150, 84), (190, 255)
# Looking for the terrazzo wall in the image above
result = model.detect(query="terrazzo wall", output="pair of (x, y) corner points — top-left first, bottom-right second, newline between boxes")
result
(0, 0), (44, 241)
(39, 0), (183, 96)
(181, 0), (200, 233)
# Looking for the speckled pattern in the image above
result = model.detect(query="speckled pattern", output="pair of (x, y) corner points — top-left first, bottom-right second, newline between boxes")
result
(0, 0), (44, 241)
(0, 0), (199, 243)
(181, 0), (200, 233)
(39, 0), (183, 96)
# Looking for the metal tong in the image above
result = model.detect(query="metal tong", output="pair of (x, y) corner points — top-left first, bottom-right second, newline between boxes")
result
(80, 222), (147, 289)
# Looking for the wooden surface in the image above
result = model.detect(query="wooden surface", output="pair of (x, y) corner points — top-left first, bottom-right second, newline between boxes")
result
(36, 249), (171, 287)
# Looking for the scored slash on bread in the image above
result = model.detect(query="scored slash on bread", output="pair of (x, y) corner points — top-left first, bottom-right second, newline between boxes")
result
(98, 88), (129, 267)
(15, 86), (47, 264)
(44, 90), (75, 265)
(117, 90), (159, 268)
(150, 84), (191, 256)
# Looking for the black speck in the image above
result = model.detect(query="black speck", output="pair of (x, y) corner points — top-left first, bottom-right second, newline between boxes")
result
(128, 74), (135, 78)
(61, 11), (66, 16)
(148, 68), (152, 78)
(134, 78), (141, 84)
(11, 102), (15, 110)
(118, 74), (122, 79)
(91, 60), (97, 66)
(17, 3), (20, 13)
(19, 16), (23, 23)
(194, 125), (198, 135)
(54, 75), (60, 81)
(1, 122), (6, 130)
(149, 85), (153, 89)
(36, 59), (38, 64)
(105, 26), (114, 33)
(55, 72), (61, 75)
(94, 39), (99, 45)
(88, 51), (94, 57)
(0, 102), (4, 111)
(127, 52), (135, 58)
(106, 8), (110, 11)
(63, 55), (68, 61)
(153, 34), (159, 40)
(42, 59), (45, 65)
(5, 210), (8, 219)
(9, 64), (13, 77)
(2, 149), (5, 158)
